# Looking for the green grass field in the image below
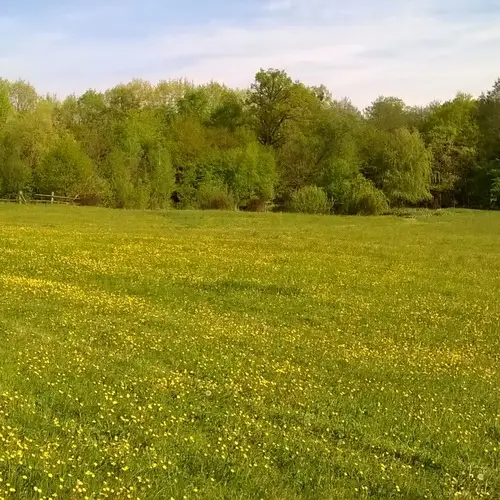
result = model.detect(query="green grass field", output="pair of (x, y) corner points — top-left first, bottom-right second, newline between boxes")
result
(0, 206), (499, 500)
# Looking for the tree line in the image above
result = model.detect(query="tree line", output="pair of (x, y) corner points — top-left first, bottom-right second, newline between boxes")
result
(1, 69), (499, 214)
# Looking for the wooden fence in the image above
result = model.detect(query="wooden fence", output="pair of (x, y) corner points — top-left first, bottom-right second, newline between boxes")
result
(0, 192), (80, 205)
(32, 193), (80, 205)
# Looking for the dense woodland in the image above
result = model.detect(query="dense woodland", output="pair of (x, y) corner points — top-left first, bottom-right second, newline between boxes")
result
(1, 70), (500, 214)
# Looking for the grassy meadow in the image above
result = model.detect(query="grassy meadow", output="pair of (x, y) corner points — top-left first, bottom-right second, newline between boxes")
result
(0, 205), (499, 500)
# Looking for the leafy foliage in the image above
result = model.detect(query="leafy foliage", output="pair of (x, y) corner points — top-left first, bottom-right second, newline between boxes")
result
(196, 180), (235, 210)
(340, 175), (389, 215)
(287, 185), (330, 214)
(35, 133), (96, 197)
(491, 176), (500, 208)
(247, 69), (296, 147)
(0, 70), (499, 212)
(380, 128), (432, 204)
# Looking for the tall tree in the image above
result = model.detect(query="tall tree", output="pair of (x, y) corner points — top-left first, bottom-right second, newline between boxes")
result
(0, 81), (12, 130)
(477, 79), (500, 162)
(247, 69), (297, 147)
(471, 79), (500, 207)
(422, 94), (478, 206)
(35, 133), (96, 197)
(0, 137), (30, 195)
(7, 80), (39, 113)
(365, 97), (411, 132)
(363, 127), (432, 205)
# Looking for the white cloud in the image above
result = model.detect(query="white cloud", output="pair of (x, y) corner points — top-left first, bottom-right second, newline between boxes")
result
(0, 1), (499, 108)
(264, 0), (293, 12)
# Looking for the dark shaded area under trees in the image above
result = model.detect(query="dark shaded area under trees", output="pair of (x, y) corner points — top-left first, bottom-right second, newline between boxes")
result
(1, 69), (500, 214)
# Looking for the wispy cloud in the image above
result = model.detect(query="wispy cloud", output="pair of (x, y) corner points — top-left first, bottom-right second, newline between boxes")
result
(0, 0), (499, 108)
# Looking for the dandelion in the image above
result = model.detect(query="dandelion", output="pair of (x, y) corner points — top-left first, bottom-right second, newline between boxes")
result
(0, 206), (499, 499)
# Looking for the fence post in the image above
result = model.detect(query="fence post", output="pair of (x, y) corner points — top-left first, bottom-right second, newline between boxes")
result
(51, 192), (54, 205)
(19, 191), (22, 204)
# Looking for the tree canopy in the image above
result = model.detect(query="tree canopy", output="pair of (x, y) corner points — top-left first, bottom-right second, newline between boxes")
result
(0, 70), (499, 212)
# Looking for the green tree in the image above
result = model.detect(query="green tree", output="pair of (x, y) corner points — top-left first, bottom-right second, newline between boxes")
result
(422, 94), (478, 206)
(382, 129), (432, 204)
(365, 97), (410, 132)
(2, 100), (58, 183)
(170, 116), (210, 207)
(153, 79), (193, 110)
(0, 81), (12, 130)
(8, 80), (39, 113)
(35, 133), (96, 197)
(177, 88), (211, 120)
(105, 80), (154, 117)
(0, 140), (31, 195)
(212, 143), (277, 209)
(67, 91), (114, 165)
(248, 69), (298, 147)
(209, 90), (247, 132)
(277, 99), (362, 200)
(470, 79), (500, 208)
(148, 147), (175, 209)
(104, 149), (135, 208)
(363, 127), (432, 205)
(477, 79), (500, 162)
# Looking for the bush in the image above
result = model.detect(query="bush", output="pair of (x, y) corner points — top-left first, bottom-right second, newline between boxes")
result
(287, 186), (330, 214)
(245, 195), (272, 212)
(197, 181), (235, 210)
(341, 176), (389, 215)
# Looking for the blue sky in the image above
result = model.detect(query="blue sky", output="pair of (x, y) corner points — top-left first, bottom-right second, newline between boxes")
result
(1, 0), (499, 107)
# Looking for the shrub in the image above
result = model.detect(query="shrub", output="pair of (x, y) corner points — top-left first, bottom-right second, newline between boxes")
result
(287, 186), (330, 214)
(341, 176), (389, 215)
(245, 195), (272, 212)
(197, 181), (235, 210)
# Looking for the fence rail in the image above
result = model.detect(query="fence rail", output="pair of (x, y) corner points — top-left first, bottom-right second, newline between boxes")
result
(0, 192), (81, 205)
(33, 193), (80, 204)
